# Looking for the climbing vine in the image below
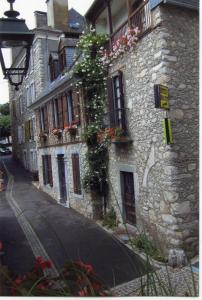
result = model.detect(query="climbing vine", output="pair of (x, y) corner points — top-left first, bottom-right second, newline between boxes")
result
(73, 28), (109, 201)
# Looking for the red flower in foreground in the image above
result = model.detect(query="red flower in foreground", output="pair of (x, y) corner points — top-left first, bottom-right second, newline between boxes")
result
(78, 288), (88, 296)
(35, 256), (52, 270)
(37, 283), (47, 291)
(76, 261), (94, 274)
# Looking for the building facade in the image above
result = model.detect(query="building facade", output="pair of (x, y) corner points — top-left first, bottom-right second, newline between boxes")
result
(10, 0), (199, 264)
(85, 0), (199, 263)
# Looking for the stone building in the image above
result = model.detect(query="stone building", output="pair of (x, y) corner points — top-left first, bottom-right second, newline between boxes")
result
(85, 0), (199, 262)
(10, 0), (199, 264)
(10, 0), (85, 179)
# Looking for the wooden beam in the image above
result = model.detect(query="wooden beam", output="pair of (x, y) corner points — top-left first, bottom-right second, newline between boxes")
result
(106, 0), (113, 36)
(126, 0), (132, 26)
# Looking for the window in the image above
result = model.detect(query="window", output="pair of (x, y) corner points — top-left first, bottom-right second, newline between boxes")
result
(40, 105), (49, 133)
(49, 56), (60, 82)
(26, 87), (30, 107)
(67, 91), (74, 124)
(65, 47), (76, 68)
(18, 126), (23, 144)
(107, 70), (127, 133)
(51, 90), (80, 129)
(42, 155), (53, 187)
(30, 82), (36, 104)
(59, 48), (66, 72)
(72, 153), (81, 195)
(30, 150), (38, 172)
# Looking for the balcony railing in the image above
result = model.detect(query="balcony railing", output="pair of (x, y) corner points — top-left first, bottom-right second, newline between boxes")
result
(111, 0), (152, 45)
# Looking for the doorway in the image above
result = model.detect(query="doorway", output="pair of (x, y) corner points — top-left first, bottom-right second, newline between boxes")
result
(121, 171), (136, 225)
(57, 154), (67, 204)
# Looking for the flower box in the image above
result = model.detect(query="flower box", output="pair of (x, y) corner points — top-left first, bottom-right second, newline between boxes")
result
(64, 123), (78, 136)
(111, 136), (133, 145)
(52, 129), (62, 138)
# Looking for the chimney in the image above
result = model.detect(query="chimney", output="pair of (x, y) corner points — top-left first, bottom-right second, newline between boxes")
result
(34, 11), (47, 28)
(46, 0), (68, 32)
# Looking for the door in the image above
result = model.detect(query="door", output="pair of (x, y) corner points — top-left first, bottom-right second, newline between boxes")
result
(57, 154), (67, 204)
(121, 172), (136, 225)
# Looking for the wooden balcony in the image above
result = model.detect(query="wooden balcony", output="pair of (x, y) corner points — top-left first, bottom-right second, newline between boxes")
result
(111, 0), (152, 45)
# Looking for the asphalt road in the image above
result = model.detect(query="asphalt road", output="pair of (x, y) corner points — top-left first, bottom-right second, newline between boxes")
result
(0, 156), (146, 288)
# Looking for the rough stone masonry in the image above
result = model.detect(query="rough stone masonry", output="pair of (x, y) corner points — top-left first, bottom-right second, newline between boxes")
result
(108, 4), (199, 265)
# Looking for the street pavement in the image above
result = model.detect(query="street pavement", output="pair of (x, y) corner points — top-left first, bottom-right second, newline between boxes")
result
(0, 156), (146, 288)
(0, 158), (35, 275)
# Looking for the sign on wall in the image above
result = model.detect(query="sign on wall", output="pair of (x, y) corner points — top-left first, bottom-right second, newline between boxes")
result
(154, 84), (170, 109)
(163, 118), (173, 145)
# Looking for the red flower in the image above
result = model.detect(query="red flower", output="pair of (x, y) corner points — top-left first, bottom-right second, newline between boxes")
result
(76, 261), (94, 274)
(37, 283), (47, 290)
(92, 282), (101, 291)
(35, 256), (52, 270)
(78, 289), (88, 296)
(14, 277), (23, 286)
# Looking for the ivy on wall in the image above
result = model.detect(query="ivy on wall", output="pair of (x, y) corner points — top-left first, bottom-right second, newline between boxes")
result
(73, 29), (109, 202)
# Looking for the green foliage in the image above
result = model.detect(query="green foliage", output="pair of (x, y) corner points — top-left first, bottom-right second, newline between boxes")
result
(129, 234), (167, 263)
(77, 30), (108, 51)
(0, 102), (10, 116)
(0, 115), (11, 139)
(102, 207), (119, 229)
(73, 30), (109, 197)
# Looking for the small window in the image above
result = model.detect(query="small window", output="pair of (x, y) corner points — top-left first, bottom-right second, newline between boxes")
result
(42, 155), (53, 187)
(107, 70), (127, 132)
(72, 153), (82, 195)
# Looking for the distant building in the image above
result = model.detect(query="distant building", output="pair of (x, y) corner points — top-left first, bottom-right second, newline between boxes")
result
(10, 0), (85, 180)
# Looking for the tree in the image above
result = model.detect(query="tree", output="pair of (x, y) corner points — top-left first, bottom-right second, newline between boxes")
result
(0, 103), (10, 116)
(0, 115), (11, 143)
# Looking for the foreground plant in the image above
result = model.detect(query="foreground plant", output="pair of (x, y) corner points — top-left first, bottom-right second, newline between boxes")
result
(0, 257), (108, 296)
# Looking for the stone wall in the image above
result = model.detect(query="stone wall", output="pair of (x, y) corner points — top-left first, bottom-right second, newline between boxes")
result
(38, 142), (93, 218)
(107, 5), (199, 260)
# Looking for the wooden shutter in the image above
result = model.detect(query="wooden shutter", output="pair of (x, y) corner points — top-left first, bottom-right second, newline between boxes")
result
(118, 70), (126, 132)
(38, 108), (42, 132)
(72, 91), (80, 125)
(29, 120), (33, 140)
(62, 93), (69, 126)
(43, 105), (49, 133)
(58, 97), (64, 129)
(107, 77), (115, 127)
(72, 153), (81, 195)
(51, 100), (56, 129)
(48, 155), (53, 187)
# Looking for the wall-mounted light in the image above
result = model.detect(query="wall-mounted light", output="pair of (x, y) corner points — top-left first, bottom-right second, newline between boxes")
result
(0, 0), (34, 90)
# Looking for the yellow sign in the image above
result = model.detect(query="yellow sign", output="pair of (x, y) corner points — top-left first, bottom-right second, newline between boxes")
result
(159, 85), (169, 109)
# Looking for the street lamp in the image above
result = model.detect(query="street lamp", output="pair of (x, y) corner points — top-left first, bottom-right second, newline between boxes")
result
(0, 0), (34, 90)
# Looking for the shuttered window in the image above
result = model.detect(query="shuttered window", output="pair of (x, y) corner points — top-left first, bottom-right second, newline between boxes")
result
(42, 155), (53, 187)
(72, 153), (81, 195)
(67, 91), (74, 124)
(62, 93), (68, 126)
(72, 90), (80, 125)
(107, 70), (127, 132)
(41, 105), (49, 133)
(58, 97), (64, 129)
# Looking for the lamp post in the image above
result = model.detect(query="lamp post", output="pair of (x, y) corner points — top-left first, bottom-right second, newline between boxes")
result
(0, 0), (34, 90)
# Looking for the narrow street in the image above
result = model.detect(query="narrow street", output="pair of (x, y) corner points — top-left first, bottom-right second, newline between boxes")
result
(0, 156), (146, 288)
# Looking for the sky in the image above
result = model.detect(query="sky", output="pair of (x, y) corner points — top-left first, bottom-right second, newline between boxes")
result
(0, 0), (94, 104)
